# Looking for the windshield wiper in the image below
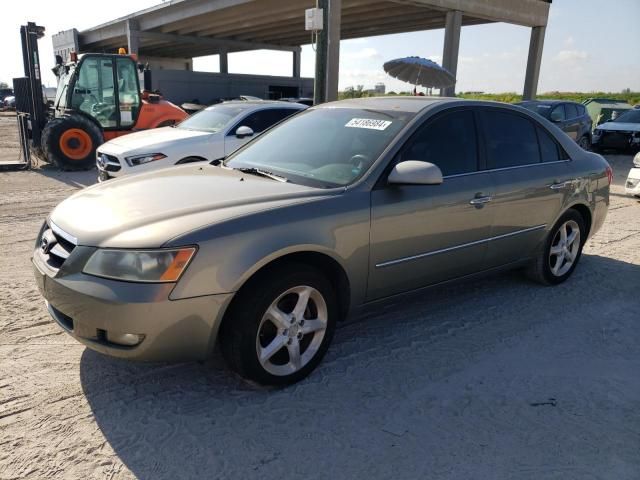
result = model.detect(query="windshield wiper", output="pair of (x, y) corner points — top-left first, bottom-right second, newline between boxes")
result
(236, 167), (288, 182)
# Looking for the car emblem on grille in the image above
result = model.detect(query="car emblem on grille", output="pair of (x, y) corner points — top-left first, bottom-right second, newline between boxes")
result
(40, 231), (57, 254)
(97, 154), (108, 169)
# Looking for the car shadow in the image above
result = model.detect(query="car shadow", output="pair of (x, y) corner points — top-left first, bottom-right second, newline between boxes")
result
(79, 254), (640, 479)
(33, 163), (97, 189)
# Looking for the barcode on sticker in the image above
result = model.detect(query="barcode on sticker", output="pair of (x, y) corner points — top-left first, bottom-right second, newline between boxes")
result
(345, 118), (392, 131)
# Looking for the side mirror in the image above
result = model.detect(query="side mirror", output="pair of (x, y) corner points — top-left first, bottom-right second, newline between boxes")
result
(235, 126), (254, 139)
(388, 160), (443, 186)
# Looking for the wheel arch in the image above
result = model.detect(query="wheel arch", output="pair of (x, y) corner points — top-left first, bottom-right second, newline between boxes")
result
(567, 202), (593, 238)
(227, 250), (351, 323)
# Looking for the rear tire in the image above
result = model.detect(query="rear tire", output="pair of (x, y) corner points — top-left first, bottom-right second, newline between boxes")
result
(526, 209), (586, 285)
(41, 114), (102, 170)
(578, 135), (591, 151)
(220, 264), (337, 386)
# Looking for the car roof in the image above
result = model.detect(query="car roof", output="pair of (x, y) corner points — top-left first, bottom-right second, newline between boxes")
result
(518, 100), (579, 106)
(205, 100), (306, 111)
(316, 96), (459, 113)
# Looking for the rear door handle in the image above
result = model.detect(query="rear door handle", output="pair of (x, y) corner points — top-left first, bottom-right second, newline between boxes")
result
(549, 180), (575, 190)
(469, 196), (492, 206)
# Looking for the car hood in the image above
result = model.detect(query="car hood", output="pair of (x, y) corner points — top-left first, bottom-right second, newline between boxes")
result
(596, 122), (640, 132)
(50, 165), (329, 248)
(101, 127), (212, 153)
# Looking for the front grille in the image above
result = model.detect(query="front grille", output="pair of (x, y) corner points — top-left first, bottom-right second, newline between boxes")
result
(38, 222), (77, 271)
(600, 131), (631, 149)
(98, 153), (121, 172)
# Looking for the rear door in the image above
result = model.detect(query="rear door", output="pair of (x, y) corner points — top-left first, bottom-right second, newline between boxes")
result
(479, 108), (573, 268)
(563, 103), (581, 141)
(368, 108), (495, 300)
(224, 108), (298, 155)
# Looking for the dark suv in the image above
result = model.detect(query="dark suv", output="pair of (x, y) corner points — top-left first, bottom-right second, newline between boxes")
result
(517, 100), (592, 150)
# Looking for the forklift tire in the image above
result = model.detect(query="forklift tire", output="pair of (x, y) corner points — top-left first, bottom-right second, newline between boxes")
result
(42, 115), (103, 171)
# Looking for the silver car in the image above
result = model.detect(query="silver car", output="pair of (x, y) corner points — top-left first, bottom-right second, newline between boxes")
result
(32, 97), (611, 385)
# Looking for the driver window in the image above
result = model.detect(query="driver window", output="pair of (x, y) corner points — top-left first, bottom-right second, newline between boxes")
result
(116, 58), (141, 127)
(398, 110), (478, 176)
(71, 57), (117, 128)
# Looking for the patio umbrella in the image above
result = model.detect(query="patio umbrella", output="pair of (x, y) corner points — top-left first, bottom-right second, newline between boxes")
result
(383, 56), (455, 89)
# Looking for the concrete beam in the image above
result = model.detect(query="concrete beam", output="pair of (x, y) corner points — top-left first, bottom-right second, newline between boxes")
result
(137, 30), (299, 53)
(326, 0), (342, 102)
(219, 49), (229, 74)
(293, 48), (301, 78)
(126, 19), (140, 56)
(391, 0), (549, 27)
(441, 10), (461, 97)
(522, 25), (546, 100)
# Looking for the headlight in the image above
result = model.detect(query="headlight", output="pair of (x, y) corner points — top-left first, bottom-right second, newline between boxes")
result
(83, 247), (196, 283)
(634, 152), (640, 168)
(125, 153), (166, 167)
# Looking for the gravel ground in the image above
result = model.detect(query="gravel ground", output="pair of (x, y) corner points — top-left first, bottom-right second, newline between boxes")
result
(0, 111), (639, 479)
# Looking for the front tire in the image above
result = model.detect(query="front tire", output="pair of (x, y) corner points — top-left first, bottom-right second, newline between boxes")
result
(527, 210), (586, 285)
(41, 114), (102, 170)
(220, 264), (337, 386)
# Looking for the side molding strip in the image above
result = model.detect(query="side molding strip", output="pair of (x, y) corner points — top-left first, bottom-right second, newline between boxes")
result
(375, 224), (547, 268)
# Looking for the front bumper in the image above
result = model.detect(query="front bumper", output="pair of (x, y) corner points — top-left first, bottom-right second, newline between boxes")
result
(626, 167), (640, 196)
(592, 130), (640, 150)
(33, 251), (233, 361)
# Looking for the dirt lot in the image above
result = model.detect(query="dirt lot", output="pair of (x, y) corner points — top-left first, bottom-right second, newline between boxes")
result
(0, 111), (639, 479)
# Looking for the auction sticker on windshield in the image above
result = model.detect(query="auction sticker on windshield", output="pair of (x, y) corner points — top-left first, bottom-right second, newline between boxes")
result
(345, 118), (392, 131)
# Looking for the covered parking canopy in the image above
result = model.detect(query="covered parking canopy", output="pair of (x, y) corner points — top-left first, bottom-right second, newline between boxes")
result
(58, 0), (551, 100)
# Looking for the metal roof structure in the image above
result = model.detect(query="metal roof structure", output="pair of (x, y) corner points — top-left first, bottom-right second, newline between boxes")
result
(74, 0), (550, 58)
(53, 0), (552, 100)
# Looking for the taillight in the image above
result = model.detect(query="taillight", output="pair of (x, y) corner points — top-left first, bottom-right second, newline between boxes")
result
(605, 165), (613, 185)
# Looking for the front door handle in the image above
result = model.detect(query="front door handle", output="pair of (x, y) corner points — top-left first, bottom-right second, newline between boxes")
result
(469, 195), (492, 206)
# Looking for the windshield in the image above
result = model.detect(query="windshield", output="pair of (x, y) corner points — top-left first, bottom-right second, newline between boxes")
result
(519, 102), (553, 119)
(55, 64), (75, 109)
(177, 105), (248, 133)
(225, 108), (410, 188)
(611, 109), (640, 124)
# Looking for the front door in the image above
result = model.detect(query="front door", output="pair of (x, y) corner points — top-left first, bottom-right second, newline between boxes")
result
(368, 109), (495, 301)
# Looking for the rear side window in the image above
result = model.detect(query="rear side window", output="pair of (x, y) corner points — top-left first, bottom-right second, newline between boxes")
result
(565, 103), (579, 119)
(398, 110), (478, 176)
(233, 108), (297, 134)
(550, 105), (566, 122)
(481, 110), (540, 169)
(537, 126), (563, 162)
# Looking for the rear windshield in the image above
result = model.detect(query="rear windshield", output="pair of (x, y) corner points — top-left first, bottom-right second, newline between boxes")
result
(225, 107), (411, 188)
(612, 109), (640, 124)
(519, 103), (553, 119)
(177, 105), (248, 133)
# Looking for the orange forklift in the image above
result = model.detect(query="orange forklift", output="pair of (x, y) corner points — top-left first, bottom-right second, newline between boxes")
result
(14, 22), (186, 170)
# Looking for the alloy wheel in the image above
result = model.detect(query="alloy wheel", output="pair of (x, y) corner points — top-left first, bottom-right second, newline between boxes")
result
(548, 219), (581, 277)
(255, 285), (328, 376)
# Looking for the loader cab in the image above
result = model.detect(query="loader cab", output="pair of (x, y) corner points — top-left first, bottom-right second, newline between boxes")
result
(54, 53), (142, 130)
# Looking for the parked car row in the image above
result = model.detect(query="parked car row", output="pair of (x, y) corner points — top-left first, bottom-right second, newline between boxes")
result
(34, 96), (612, 386)
(96, 100), (307, 181)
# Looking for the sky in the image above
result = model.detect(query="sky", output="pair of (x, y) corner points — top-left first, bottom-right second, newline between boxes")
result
(1, 0), (639, 94)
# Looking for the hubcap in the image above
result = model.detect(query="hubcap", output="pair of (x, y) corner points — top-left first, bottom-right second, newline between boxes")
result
(256, 285), (328, 376)
(549, 219), (581, 277)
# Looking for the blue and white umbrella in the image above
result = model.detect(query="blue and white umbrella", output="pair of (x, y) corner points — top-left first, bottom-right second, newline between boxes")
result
(383, 56), (455, 89)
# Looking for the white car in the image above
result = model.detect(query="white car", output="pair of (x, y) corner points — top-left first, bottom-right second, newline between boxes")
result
(626, 151), (640, 197)
(96, 101), (307, 181)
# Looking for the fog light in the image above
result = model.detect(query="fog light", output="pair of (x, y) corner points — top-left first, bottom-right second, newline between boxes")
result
(106, 332), (143, 346)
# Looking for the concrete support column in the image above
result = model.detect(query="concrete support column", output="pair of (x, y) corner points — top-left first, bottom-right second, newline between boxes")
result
(325, 0), (342, 102)
(441, 10), (461, 97)
(293, 48), (301, 78)
(219, 49), (228, 74)
(126, 19), (140, 56)
(523, 26), (546, 100)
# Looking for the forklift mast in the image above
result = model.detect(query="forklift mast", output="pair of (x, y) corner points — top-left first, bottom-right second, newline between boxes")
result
(14, 22), (47, 147)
